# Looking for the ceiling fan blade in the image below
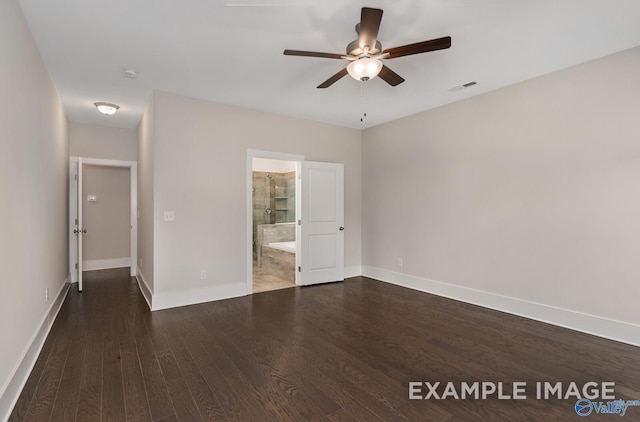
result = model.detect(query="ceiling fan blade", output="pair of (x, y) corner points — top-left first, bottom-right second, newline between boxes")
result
(378, 65), (405, 86)
(284, 49), (344, 60)
(383, 36), (452, 59)
(358, 7), (383, 51)
(317, 68), (348, 89)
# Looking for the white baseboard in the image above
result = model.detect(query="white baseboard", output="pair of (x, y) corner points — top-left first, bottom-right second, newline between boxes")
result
(344, 265), (362, 279)
(362, 266), (640, 348)
(152, 282), (247, 311)
(0, 276), (70, 421)
(135, 266), (153, 310)
(82, 257), (130, 271)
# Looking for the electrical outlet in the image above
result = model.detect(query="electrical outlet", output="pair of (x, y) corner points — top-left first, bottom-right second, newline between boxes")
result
(200, 270), (207, 280)
(45, 288), (49, 302)
(397, 258), (404, 268)
(163, 211), (175, 222)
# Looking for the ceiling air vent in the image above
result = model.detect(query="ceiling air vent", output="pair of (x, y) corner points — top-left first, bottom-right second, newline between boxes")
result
(448, 81), (478, 92)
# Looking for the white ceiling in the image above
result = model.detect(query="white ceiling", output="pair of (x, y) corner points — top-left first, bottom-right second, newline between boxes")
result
(18, 0), (640, 130)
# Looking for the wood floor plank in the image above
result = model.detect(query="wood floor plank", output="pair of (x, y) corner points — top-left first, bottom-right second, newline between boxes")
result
(23, 328), (72, 422)
(133, 319), (174, 422)
(49, 328), (87, 421)
(164, 377), (204, 422)
(74, 385), (101, 422)
(74, 311), (104, 422)
(179, 322), (272, 421)
(161, 317), (228, 422)
(102, 334), (126, 422)
(120, 344), (152, 422)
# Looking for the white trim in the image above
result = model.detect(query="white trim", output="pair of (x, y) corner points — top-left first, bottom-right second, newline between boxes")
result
(80, 157), (136, 168)
(0, 277), (70, 421)
(362, 266), (640, 348)
(69, 157), (138, 280)
(135, 266), (152, 310)
(246, 149), (305, 295)
(152, 283), (247, 311)
(246, 149), (306, 162)
(82, 258), (131, 271)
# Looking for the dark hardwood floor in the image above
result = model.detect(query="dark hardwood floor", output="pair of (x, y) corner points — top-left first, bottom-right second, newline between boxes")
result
(9, 268), (640, 421)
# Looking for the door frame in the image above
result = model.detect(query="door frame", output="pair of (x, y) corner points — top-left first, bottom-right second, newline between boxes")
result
(69, 157), (138, 289)
(246, 149), (304, 294)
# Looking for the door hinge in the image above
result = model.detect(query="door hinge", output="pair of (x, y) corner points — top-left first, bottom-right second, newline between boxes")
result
(75, 218), (78, 225)
(298, 266), (301, 272)
(75, 263), (78, 269)
(74, 174), (77, 181)
(298, 220), (301, 226)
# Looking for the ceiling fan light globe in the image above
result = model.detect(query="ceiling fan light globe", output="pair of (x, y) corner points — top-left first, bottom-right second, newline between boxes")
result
(347, 57), (382, 82)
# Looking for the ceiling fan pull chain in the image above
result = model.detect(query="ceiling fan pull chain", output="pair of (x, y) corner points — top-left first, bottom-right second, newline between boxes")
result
(360, 81), (367, 123)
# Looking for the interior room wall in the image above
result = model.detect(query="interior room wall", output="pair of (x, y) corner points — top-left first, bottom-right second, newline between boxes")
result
(0, 0), (69, 417)
(137, 96), (155, 299)
(253, 158), (297, 173)
(150, 90), (362, 309)
(82, 165), (131, 268)
(362, 46), (640, 344)
(70, 122), (137, 161)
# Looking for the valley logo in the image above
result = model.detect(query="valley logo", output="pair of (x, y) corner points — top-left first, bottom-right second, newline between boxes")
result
(574, 398), (640, 417)
(408, 381), (640, 417)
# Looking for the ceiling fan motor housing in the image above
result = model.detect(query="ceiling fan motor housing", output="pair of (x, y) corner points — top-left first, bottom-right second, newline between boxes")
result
(347, 39), (382, 56)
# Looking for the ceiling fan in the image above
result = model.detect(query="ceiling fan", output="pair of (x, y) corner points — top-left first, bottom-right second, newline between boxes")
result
(284, 7), (451, 88)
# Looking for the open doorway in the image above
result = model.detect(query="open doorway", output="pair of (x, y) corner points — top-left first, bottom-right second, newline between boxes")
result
(246, 150), (346, 294)
(251, 157), (298, 293)
(69, 157), (137, 291)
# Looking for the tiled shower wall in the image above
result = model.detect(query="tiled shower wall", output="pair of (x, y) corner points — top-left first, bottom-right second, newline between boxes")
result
(252, 171), (295, 254)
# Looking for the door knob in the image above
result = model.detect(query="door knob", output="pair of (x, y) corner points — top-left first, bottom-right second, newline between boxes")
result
(339, 227), (344, 231)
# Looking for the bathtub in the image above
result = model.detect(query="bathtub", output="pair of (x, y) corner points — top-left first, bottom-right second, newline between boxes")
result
(261, 241), (296, 282)
(266, 241), (296, 254)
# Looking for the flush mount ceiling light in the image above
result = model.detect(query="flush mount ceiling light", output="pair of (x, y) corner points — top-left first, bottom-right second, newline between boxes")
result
(346, 57), (383, 82)
(94, 102), (119, 115)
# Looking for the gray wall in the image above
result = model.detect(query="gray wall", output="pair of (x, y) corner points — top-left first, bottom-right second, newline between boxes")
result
(137, 96), (155, 293)
(0, 0), (69, 416)
(145, 90), (361, 308)
(82, 165), (131, 263)
(362, 46), (640, 328)
(70, 122), (137, 161)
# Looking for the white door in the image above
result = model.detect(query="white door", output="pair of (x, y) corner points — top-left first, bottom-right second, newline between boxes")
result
(68, 158), (85, 290)
(77, 158), (84, 291)
(299, 161), (344, 285)
(69, 158), (86, 291)
(69, 160), (78, 284)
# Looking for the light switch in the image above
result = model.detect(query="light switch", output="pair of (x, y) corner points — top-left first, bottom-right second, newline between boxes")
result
(163, 211), (175, 222)
(87, 195), (97, 202)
